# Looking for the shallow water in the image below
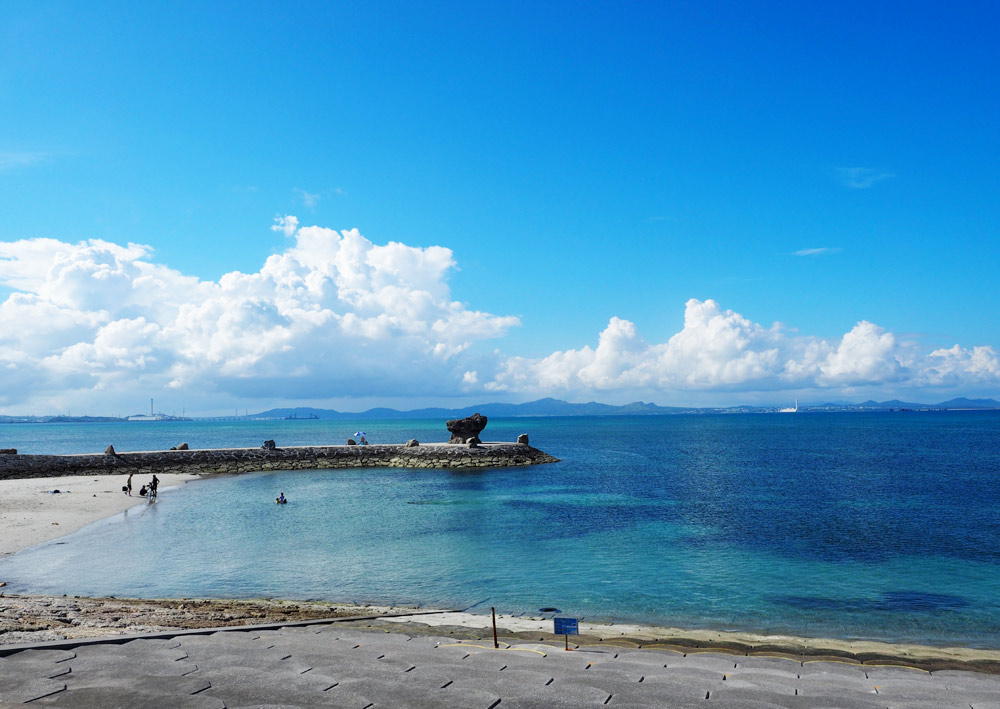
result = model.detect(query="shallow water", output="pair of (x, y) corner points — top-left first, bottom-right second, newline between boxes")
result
(2, 411), (999, 646)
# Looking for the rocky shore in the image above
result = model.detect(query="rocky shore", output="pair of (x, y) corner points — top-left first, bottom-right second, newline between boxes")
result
(0, 595), (407, 646)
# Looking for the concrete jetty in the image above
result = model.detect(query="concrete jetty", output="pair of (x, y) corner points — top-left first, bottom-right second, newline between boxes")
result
(0, 442), (559, 480)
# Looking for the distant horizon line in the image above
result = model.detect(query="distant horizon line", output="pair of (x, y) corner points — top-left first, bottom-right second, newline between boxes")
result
(3, 395), (999, 421)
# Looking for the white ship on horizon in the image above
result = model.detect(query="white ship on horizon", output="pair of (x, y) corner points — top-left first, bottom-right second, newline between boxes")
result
(779, 399), (799, 413)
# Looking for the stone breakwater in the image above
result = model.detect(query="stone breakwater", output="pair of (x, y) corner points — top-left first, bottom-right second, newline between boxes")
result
(0, 443), (559, 480)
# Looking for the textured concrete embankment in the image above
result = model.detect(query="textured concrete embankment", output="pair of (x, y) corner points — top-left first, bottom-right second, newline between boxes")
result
(0, 443), (559, 480)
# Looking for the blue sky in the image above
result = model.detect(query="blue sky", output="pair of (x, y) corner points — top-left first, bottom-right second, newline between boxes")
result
(1, 1), (998, 415)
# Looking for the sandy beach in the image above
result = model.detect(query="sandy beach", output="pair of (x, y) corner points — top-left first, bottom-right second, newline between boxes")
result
(3, 471), (1000, 672)
(0, 472), (201, 557)
(382, 610), (1000, 671)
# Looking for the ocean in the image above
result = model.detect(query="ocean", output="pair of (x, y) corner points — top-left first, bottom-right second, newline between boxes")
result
(2, 411), (999, 646)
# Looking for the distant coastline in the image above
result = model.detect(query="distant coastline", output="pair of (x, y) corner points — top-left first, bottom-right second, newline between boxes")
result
(2, 396), (998, 423)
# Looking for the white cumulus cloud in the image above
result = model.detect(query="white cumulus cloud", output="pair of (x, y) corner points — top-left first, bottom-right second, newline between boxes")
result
(922, 345), (1000, 386)
(1, 221), (997, 413)
(0, 219), (519, 411)
(487, 299), (999, 400)
(270, 215), (299, 237)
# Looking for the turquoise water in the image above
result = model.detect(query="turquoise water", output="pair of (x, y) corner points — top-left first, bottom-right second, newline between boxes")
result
(2, 412), (999, 646)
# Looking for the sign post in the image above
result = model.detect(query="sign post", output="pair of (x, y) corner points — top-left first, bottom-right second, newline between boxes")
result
(553, 617), (578, 651)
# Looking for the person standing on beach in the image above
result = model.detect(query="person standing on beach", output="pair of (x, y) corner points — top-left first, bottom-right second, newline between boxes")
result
(126, 474), (133, 496)
(150, 474), (159, 498)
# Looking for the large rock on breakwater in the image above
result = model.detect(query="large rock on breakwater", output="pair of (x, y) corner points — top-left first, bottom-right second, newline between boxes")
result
(447, 412), (488, 444)
(0, 442), (559, 480)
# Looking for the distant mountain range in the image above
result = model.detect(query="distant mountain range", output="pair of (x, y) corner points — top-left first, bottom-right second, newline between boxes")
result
(2, 396), (996, 424)
(853, 397), (1000, 409)
(250, 398), (690, 420)
(246, 396), (1000, 421)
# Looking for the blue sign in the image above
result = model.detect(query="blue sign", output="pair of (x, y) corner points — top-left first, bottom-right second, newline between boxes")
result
(553, 617), (579, 635)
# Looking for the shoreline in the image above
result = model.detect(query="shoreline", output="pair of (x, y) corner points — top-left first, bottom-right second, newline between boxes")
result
(3, 473), (999, 671)
(0, 472), (202, 557)
(386, 610), (1000, 672)
(2, 595), (999, 673)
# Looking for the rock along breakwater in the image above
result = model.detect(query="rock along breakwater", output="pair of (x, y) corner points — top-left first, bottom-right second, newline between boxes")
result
(0, 442), (560, 480)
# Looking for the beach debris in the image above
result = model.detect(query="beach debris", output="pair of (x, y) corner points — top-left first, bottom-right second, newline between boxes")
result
(261, 439), (277, 451)
(104, 444), (117, 455)
(447, 412), (488, 444)
(517, 434), (529, 445)
(0, 448), (16, 454)
(405, 439), (419, 447)
(347, 438), (357, 445)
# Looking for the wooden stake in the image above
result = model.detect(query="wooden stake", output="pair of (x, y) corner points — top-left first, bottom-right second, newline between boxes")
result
(492, 607), (499, 649)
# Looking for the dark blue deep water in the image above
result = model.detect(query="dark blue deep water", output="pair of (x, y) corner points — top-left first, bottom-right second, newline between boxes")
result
(2, 412), (999, 646)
